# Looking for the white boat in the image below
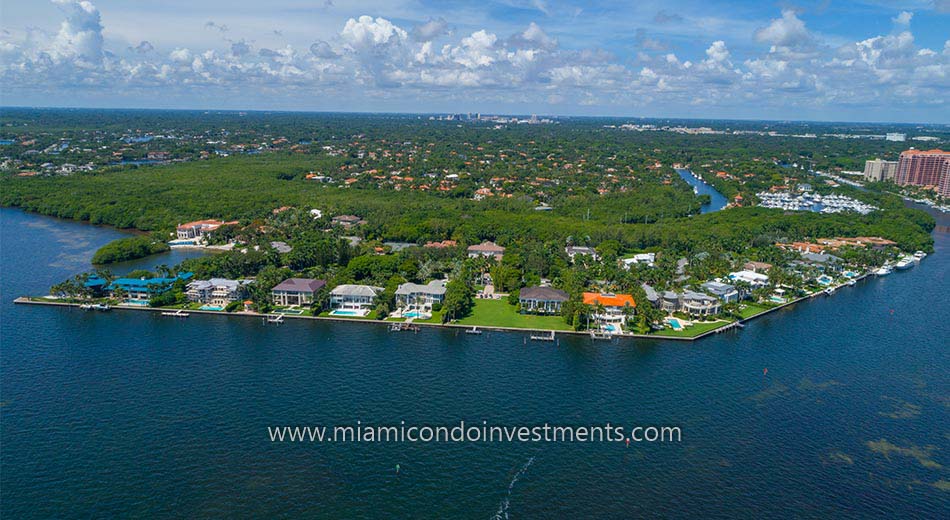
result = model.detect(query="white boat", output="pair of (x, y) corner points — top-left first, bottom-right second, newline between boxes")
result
(465, 327), (482, 335)
(846, 279), (856, 286)
(79, 303), (93, 310)
(161, 309), (189, 317)
(91, 303), (111, 311)
(875, 265), (893, 276)
(895, 257), (915, 270)
(824, 287), (836, 295)
(913, 251), (926, 259)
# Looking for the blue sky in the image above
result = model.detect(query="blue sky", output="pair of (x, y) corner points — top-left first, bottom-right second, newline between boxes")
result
(1, 0), (948, 122)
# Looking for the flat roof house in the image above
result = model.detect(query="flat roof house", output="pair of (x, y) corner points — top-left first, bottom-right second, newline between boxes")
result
(271, 278), (326, 307)
(729, 270), (769, 288)
(700, 281), (739, 303)
(330, 284), (383, 312)
(583, 292), (636, 324)
(680, 290), (722, 316)
(186, 278), (250, 306)
(467, 241), (505, 261)
(622, 253), (656, 268)
(108, 272), (194, 302)
(519, 286), (569, 314)
(395, 280), (447, 310)
(565, 246), (599, 262)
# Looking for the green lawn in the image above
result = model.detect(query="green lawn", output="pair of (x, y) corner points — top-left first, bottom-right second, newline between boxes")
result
(738, 303), (772, 319)
(456, 299), (573, 331)
(652, 319), (731, 338)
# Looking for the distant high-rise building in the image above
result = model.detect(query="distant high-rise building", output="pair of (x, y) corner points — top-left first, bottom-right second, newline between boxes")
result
(895, 149), (950, 197)
(863, 159), (898, 182)
(885, 133), (906, 142)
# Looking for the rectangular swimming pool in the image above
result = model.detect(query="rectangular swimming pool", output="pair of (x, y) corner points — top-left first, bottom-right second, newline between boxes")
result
(330, 309), (368, 317)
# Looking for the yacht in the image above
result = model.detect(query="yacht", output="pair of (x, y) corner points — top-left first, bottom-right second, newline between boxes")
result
(913, 251), (927, 260)
(875, 265), (893, 276)
(895, 257), (915, 270)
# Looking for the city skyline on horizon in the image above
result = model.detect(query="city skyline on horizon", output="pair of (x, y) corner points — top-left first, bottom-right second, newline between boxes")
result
(2, 1), (949, 123)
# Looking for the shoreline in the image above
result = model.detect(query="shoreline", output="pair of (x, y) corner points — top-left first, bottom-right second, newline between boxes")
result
(13, 275), (867, 342)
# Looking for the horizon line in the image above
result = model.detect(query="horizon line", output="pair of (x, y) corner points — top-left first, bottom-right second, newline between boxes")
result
(3, 105), (950, 128)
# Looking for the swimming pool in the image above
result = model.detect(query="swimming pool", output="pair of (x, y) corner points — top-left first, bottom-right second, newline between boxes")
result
(330, 309), (368, 317)
(770, 296), (786, 303)
(668, 318), (684, 331)
(817, 275), (833, 285)
(275, 309), (304, 315)
(126, 299), (150, 306)
(402, 311), (427, 318)
(199, 305), (224, 311)
(603, 324), (619, 333)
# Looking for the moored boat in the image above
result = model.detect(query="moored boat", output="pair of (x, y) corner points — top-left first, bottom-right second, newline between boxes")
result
(875, 265), (893, 276)
(895, 257), (915, 270)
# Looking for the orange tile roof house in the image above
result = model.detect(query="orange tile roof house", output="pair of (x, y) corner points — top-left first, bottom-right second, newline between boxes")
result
(176, 219), (239, 239)
(583, 292), (636, 308)
(467, 241), (505, 261)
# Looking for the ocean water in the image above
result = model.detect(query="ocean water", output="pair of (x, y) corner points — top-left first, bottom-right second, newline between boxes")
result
(1, 207), (947, 518)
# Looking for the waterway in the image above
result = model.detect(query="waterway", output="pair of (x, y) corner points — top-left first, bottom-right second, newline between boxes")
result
(1, 206), (947, 518)
(676, 168), (729, 213)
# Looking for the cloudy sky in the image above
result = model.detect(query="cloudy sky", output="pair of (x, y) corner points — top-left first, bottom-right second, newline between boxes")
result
(1, 0), (948, 122)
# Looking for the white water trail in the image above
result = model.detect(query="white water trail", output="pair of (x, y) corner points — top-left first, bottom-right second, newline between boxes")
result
(492, 456), (535, 520)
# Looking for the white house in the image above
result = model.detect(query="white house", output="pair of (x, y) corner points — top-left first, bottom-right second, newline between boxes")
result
(395, 280), (447, 310)
(186, 278), (250, 307)
(728, 270), (769, 288)
(565, 246), (599, 261)
(622, 253), (656, 268)
(330, 284), (383, 312)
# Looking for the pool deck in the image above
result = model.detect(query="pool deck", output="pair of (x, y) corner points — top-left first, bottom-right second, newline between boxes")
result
(12, 272), (874, 343)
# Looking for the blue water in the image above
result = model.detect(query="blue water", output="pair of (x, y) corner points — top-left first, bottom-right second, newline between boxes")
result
(676, 168), (730, 213)
(2, 206), (948, 517)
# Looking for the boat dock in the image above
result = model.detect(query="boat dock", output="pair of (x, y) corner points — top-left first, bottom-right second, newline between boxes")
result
(161, 308), (190, 318)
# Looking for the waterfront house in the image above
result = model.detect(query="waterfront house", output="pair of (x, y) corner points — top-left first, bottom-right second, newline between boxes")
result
(186, 278), (249, 306)
(622, 253), (656, 268)
(519, 286), (569, 314)
(108, 272), (194, 302)
(394, 280), (447, 310)
(329, 284), (383, 312)
(659, 288), (723, 316)
(176, 219), (238, 240)
(583, 292), (636, 325)
(565, 246), (599, 262)
(83, 274), (110, 297)
(467, 241), (505, 261)
(680, 290), (722, 316)
(700, 281), (740, 303)
(271, 278), (326, 307)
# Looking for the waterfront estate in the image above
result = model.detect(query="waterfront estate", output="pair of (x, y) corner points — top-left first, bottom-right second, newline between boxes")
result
(394, 280), (447, 312)
(518, 286), (569, 314)
(186, 278), (250, 307)
(271, 278), (326, 306)
(42, 227), (931, 339)
(330, 284), (383, 314)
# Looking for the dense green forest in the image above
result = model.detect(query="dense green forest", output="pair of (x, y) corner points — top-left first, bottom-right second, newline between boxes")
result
(91, 235), (170, 264)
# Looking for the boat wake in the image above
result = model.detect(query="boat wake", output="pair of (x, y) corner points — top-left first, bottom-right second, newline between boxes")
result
(492, 456), (535, 520)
